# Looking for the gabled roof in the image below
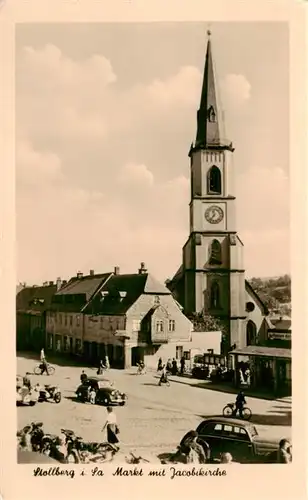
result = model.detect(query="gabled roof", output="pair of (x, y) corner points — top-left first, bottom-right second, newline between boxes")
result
(16, 285), (57, 314)
(84, 273), (171, 316)
(245, 280), (269, 315)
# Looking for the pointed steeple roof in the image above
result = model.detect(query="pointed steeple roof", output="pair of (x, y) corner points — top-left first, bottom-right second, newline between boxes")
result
(194, 31), (233, 152)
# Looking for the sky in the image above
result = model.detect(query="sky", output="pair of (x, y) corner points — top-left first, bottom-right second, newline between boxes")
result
(15, 22), (289, 285)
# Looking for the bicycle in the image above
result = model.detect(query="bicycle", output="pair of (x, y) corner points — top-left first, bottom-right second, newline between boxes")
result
(33, 363), (55, 376)
(222, 402), (252, 420)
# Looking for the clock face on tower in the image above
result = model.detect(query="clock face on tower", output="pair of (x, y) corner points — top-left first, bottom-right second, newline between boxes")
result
(204, 205), (224, 224)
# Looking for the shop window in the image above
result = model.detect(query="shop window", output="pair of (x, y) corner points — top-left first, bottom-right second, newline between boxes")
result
(69, 316), (73, 326)
(76, 315), (80, 327)
(75, 338), (82, 354)
(183, 351), (191, 361)
(207, 166), (221, 194)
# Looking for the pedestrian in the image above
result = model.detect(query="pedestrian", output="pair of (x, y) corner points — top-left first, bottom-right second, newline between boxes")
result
(89, 388), (96, 405)
(180, 356), (185, 375)
(277, 439), (292, 463)
(220, 452), (234, 464)
(157, 357), (163, 371)
(102, 407), (119, 448)
(80, 370), (87, 384)
(171, 358), (178, 375)
(166, 359), (172, 373)
(105, 355), (110, 370)
(23, 372), (32, 390)
(97, 359), (105, 375)
(183, 431), (208, 464)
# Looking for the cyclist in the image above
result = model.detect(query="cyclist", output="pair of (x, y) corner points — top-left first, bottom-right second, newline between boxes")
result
(234, 390), (246, 418)
(40, 348), (49, 375)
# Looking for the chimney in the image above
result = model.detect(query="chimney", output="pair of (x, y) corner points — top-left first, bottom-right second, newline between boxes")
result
(114, 266), (120, 275)
(77, 271), (83, 279)
(56, 277), (62, 290)
(138, 262), (147, 275)
(89, 269), (95, 276)
(49, 281), (54, 286)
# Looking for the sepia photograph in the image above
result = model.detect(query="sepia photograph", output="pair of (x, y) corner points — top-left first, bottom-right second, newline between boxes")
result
(15, 21), (292, 467)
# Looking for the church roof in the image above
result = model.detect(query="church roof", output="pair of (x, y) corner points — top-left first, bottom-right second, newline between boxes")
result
(245, 280), (269, 315)
(193, 31), (232, 151)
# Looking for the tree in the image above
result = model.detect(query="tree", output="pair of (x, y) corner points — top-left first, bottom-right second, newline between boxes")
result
(188, 311), (225, 333)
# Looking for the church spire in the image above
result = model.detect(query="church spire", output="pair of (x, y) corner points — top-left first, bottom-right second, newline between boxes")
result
(194, 30), (233, 152)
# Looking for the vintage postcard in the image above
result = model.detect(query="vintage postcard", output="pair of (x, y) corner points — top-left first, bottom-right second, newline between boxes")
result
(0, 0), (307, 499)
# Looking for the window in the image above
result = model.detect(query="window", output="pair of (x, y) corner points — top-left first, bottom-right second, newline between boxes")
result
(64, 315), (67, 326)
(209, 239), (222, 264)
(210, 281), (220, 309)
(75, 338), (82, 354)
(64, 336), (69, 352)
(176, 346), (183, 360)
(55, 335), (61, 352)
(48, 333), (53, 350)
(213, 424), (223, 432)
(132, 319), (141, 331)
(154, 295), (160, 306)
(207, 166), (221, 194)
(223, 424), (233, 434)
(100, 317), (104, 330)
(168, 319), (175, 332)
(156, 320), (164, 332)
(207, 105), (216, 123)
(69, 316), (73, 326)
(76, 315), (80, 327)
(59, 313), (62, 325)
(183, 351), (191, 361)
(246, 321), (257, 346)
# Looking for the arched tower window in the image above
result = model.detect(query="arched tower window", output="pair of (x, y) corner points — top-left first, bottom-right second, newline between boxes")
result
(207, 166), (221, 194)
(209, 239), (222, 264)
(246, 320), (257, 346)
(210, 281), (220, 309)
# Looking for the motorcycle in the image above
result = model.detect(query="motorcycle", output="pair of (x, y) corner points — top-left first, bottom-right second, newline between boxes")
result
(61, 428), (118, 464)
(38, 384), (62, 403)
(17, 422), (45, 452)
(41, 434), (68, 463)
(222, 403), (252, 420)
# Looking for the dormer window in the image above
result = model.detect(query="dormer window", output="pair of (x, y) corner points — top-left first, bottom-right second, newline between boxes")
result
(207, 105), (216, 123)
(119, 291), (127, 302)
(100, 291), (109, 301)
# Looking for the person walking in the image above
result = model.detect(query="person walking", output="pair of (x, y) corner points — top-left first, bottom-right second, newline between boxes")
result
(105, 355), (110, 370)
(80, 370), (87, 384)
(171, 358), (178, 375)
(102, 407), (119, 448)
(183, 431), (208, 464)
(220, 452), (234, 464)
(180, 356), (185, 375)
(40, 348), (49, 375)
(157, 357), (163, 372)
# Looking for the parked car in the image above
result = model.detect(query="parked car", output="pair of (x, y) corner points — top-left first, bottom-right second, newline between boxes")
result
(180, 417), (280, 464)
(76, 376), (127, 406)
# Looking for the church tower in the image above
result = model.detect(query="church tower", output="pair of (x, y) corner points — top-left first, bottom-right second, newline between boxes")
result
(182, 31), (246, 351)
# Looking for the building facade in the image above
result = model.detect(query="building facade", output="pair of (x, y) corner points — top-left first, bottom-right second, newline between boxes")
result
(45, 264), (192, 368)
(167, 32), (268, 353)
(16, 282), (57, 351)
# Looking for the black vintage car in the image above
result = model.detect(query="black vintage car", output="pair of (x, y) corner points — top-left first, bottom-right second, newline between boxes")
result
(180, 417), (282, 464)
(76, 376), (127, 406)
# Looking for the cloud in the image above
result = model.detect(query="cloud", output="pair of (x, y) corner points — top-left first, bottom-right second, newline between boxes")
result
(16, 139), (63, 187)
(221, 73), (251, 108)
(118, 163), (154, 187)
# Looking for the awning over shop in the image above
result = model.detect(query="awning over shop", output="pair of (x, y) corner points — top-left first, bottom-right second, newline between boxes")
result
(229, 345), (291, 360)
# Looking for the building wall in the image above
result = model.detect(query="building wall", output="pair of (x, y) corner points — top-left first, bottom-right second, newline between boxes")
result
(126, 293), (192, 345)
(245, 289), (268, 344)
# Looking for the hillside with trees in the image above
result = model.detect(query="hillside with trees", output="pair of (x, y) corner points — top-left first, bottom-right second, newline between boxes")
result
(249, 274), (291, 315)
